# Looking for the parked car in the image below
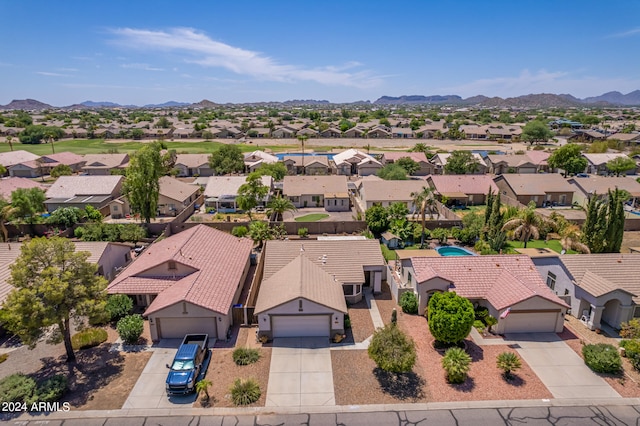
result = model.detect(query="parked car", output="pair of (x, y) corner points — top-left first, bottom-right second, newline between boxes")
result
(165, 334), (209, 395)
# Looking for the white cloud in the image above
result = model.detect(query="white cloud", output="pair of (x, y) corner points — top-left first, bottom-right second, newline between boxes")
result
(441, 69), (640, 98)
(35, 71), (71, 77)
(607, 28), (640, 38)
(109, 27), (381, 88)
(120, 63), (164, 71)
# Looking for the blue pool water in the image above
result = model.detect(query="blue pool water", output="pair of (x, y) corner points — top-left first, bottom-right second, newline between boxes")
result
(275, 152), (335, 160)
(436, 246), (477, 256)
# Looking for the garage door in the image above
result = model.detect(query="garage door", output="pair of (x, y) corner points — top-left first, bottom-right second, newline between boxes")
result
(502, 312), (559, 333)
(157, 317), (218, 339)
(272, 315), (330, 338)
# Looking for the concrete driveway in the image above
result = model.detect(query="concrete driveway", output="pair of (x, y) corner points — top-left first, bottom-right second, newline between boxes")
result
(122, 347), (197, 409)
(505, 333), (621, 399)
(266, 337), (334, 407)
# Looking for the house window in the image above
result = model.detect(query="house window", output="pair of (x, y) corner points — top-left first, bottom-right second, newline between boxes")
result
(407, 271), (413, 286)
(312, 195), (320, 203)
(298, 300), (303, 312)
(168, 260), (177, 270)
(546, 272), (556, 290)
(634, 307), (640, 318)
(343, 285), (353, 295)
(113, 205), (118, 211)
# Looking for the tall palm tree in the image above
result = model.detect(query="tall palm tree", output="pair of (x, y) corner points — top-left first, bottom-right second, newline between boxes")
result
(266, 195), (297, 222)
(6, 135), (13, 152)
(411, 187), (435, 248)
(501, 205), (546, 248)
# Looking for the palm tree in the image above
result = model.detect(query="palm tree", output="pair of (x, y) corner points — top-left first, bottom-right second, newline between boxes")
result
(501, 205), (546, 248)
(6, 135), (13, 152)
(266, 195), (297, 222)
(195, 379), (212, 405)
(0, 201), (17, 242)
(559, 224), (590, 254)
(411, 187), (435, 248)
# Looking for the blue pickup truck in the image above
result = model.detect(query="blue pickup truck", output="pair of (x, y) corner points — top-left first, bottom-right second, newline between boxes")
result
(165, 334), (209, 395)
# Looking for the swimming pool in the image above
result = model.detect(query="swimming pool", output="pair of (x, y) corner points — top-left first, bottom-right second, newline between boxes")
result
(436, 246), (477, 256)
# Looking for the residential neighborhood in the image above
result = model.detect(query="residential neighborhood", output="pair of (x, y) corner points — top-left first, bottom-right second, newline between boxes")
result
(1, 102), (640, 422)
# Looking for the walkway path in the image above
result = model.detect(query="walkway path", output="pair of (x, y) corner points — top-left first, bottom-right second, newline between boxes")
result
(265, 337), (335, 407)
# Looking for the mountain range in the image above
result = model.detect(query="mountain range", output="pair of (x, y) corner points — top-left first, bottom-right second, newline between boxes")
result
(2, 91), (640, 110)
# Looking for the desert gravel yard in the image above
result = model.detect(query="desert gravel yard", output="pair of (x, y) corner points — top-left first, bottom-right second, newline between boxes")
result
(347, 298), (375, 343)
(196, 348), (271, 408)
(560, 317), (640, 398)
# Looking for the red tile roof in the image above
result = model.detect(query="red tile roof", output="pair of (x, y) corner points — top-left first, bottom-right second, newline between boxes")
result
(411, 255), (568, 310)
(108, 224), (253, 315)
(428, 175), (498, 196)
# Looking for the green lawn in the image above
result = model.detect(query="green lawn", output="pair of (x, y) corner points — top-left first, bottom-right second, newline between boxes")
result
(380, 244), (396, 261)
(294, 213), (329, 222)
(506, 239), (576, 254)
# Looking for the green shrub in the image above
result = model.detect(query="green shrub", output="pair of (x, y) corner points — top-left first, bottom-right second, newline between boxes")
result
(620, 340), (640, 371)
(33, 375), (67, 403)
(399, 291), (419, 314)
(441, 347), (472, 384)
(0, 373), (36, 403)
(297, 227), (309, 238)
(116, 314), (144, 344)
(105, 294), (133, 322)
(485, 315), (498, 331)
(582, 343), (622, 374)
(473, 320), (485, 332)
(232, 347), (261, 365)
(474, 306), (489, 321)
(344, 314), (351, 329)
(368, 324), (416, 373)
(230, 378), (261, 405)
(620, 319), (640, 339)
(496, 352), (522, 379)
(71, 328), (108, 350)
(231, 226), (248, 238)
(428, 291), (475, 345)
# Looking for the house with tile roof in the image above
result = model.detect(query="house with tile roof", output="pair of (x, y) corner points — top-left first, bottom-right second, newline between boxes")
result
(82, 153), (129, 176)
(282, 155), (330, 175)
(567, 175), (640, 208)
(486, 154), (542, 175)
(0, 150), (40, 171)
(0, 177), (44, 199)
(524, 249), (640, 330)
(243, 150), (279, 173)
(44, 175), (124, 214)
(174, 154), (214, 177)
(283, 175), (349, 211)
(254, 239), (385, 338)
(9, 152), (85, 178)
(431, 152), (488, 175)
(108, 224), (253, 340)
(331, 149), (382, 176)
(494, 173), (575, 207)
(402, 255), (568, 333)
(354, 176), (426, 211)
(380, 151), (435, 176)
(582, 153), (637, 175)
(109, 176), (200, 219)
(426, 175), (498, 206)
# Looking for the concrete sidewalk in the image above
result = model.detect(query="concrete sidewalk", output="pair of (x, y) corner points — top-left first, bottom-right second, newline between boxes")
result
(503, 333), (621, 399)
(266, 337), (335, 407)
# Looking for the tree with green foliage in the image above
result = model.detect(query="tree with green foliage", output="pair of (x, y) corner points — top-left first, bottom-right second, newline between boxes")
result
(496, 352), (522, 380)
(0, 199), (17, 242)
(84, 205), (103, 223)
(208, 144), (245, 175)
(428, 291), (475, 345)
(396, 157), (420, 175)
(547, 144), (588, 177)
(123, 143), (163, 223)
(117, 314), (144, 344)
(387, 202), (409, 222)
(442, 347), (472, 384)
(521, 120), (553, 145)
(445, 151), (479, 175)
(236, 173), (268, 220)
(46, 207), (84, 229)
(365, 204), (389, 235)
(11, 187), (45, 225)
(376, 163), (408, 180)
(411, 186), (435, 248)
(248, 221), (272, 249)
(50, 164), (73, 178)
(367, 323), (416, 373)
(18, 125), (63, 144)
(606, 156), (637, 176)
(255, 162), (287, 181)
(0, 237), (108, 363)
(581, 189), (627, 253)
(266, 195), (296, 222)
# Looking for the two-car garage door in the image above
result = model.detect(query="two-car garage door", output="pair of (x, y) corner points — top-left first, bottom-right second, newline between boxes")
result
(271, 315), (330, 338)
(502, 311), (559, 333)
(157, 317), (218, 339)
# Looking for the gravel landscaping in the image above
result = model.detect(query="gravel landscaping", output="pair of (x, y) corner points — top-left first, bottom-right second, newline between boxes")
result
(347, 298), (375, 342)
(197, 348), (271, 408)
(560, 317), (640, 397)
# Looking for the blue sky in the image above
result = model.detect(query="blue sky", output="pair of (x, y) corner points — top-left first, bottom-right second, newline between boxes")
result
(1, 0), (639, 106)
